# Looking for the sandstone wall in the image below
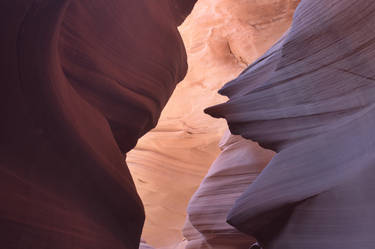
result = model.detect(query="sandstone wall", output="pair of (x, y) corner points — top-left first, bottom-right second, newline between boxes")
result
(0, 1), (195, 248)
(128, 0), (298, 247)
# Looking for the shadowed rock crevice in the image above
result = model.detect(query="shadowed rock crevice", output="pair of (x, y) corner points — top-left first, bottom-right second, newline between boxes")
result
(0, 0), (196, 248)
(128, 0), (298, 247)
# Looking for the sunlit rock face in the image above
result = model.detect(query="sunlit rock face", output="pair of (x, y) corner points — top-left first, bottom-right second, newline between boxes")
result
(140, 240), (155, 249)
(206, 0), (375, 248)
(0, 1), (195, 249)
(128, 0), (298, 248)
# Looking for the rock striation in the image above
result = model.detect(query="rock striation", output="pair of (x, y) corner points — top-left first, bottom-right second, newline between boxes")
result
(206, 0), (375, 248)
(0, 0), (195, 248)
(128, 0), (298, 247)
(184, 131), (274, 249)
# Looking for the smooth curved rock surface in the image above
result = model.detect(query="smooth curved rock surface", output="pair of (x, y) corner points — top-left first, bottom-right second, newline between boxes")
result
(184, 131), (274, 249)
(0, 1), (195, 248)
(127, 1), (298, 247)
(206, 0), (375, 248)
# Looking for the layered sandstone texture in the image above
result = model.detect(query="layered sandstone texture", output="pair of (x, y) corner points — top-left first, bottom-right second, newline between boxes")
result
(206, 0), (375, 248)
(127, 0), (298, 248)
(0, 0), (195, 248)
(183, 131), (274, 249)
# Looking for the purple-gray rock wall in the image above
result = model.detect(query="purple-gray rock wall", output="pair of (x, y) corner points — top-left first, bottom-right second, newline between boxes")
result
(206, 0), (375, 248)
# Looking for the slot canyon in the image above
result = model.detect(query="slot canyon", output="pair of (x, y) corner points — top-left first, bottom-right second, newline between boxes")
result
(2, 0), (375, 249)
(128, 0), (298, 248)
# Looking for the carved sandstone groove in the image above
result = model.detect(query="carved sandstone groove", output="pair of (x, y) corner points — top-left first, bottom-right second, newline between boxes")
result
(0, 1), (195, 248)
(206, 0), (375, 248)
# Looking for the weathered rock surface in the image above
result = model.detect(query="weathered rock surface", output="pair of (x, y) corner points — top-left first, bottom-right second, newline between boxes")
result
(0, 0), (195, 248)
(206, 0), (375, 248)
(184, 131), (274, 249)
(127, 0), (297, 247)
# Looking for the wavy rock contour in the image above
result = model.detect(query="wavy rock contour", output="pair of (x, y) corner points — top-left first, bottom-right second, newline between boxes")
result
(0, 0), (195, 248)
(184, 131), (274, 248)
(206, 0), (375, 248)
(128, 1), (298, 247)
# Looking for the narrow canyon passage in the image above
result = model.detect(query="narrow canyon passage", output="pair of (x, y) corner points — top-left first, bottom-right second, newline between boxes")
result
(127, 1), (298, 248)
(3, 0), (373, 249)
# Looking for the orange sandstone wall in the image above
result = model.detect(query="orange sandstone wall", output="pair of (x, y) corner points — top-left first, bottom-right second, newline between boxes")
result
(128, 1), (298, 248)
